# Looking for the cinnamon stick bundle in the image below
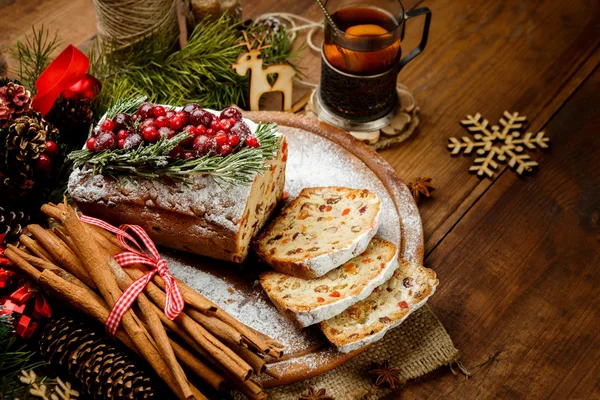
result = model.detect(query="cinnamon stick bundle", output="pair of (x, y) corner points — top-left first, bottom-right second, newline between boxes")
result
(6, 202), (284, 399)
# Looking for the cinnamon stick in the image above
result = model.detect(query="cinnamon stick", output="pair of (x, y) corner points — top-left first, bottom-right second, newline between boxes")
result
(19, 235), (54, 263)
(170, 339), (226, 391)
(59, 207), (193, 399)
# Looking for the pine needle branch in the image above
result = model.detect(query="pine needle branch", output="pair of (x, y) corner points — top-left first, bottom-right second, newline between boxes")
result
(10, 26), (60, 93)
(69, 122), (280, 185)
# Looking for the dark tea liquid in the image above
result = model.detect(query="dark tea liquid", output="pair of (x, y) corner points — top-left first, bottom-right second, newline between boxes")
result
(323, 6), (401, 76)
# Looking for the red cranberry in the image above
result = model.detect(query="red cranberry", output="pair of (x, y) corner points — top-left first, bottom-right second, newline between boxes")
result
(113, 113), (132, 131)
(118, 138), (126, 149)
(44, 140), (59, 158)
(193, 135), (218, 155)
(158, 127), (175, 139)
(169, 115), (185, 131)
(210, 119), (222, 131)
(140, 118), (155, 130)
(189, 109), (214, 127)
(205, 128), (214, 137)
(166, 110), (175, 119)
(123, 134), (143, 150)
(175, 111), (189, 125)
(153, 105), (166, 118)
(220, 119), (232, 131)
(142, 126), (159, 142)
(220, 107), (243, 121)
(228, 134), (240, 147)
(182, 103), (201, 114)
(101, 118), (115, 132)
(92, 125), (103, 138)
(169, 145), (184, 159)
(230, 121), (251, 139)
(215, 131), (228, 146)
(183, 151), (195, 159)
(117, 130), (129, 140)
(35, 154), (52, 174)
(95, 132), (118, 151)
(155, 116), (169, 128)
(136, 103), (155, 119)
(219, 144), (232, 156)
(196, 125), (207, 136)
(245, 136), (259, 148)
(86, 137), (96, 151)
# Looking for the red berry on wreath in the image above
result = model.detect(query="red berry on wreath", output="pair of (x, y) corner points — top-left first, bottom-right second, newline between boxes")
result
(220, 107), (243, 121)
(153, 105), (166, 118)
(169, 115), (184, 131)
(219, 144), (232, 156)
(215, 131), (228, 146)
(86, 137), (96, 151)
(117, 130), (129, 140)
(136, 103), (155, 119)
(101, 118), (115, 132)
(44, 140), (59, 158)
(155, 116), (169, 128)
(95, 132), (118, 151)
(35, 154), (52, 174)
(246, 136), (259, 148)
(228, 134), (240, 147)
(143, 126), (159, 142)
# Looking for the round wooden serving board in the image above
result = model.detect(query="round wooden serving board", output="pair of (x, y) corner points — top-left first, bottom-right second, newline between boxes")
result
(162, 112), (424, 387)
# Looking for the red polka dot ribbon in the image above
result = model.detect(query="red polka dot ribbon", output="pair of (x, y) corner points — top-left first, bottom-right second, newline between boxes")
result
(80, 215), (184, 336)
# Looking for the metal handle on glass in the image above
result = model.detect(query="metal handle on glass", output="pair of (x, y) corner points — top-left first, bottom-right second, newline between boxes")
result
(397, 7), (432, 71)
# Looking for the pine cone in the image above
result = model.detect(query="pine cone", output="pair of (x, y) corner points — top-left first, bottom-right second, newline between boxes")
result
(46, 97), (94, 145)
(0, 205), (31, 244)
(7, 112), (57, 162)
(39, 315), (157, 400)
(0, 101), (11, 128)
(0, 81), (31, 116)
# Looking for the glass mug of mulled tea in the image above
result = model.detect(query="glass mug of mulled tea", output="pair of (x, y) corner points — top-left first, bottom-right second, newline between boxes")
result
(314, 0), (431, 130)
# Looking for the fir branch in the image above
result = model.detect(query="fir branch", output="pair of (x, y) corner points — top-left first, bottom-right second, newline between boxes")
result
(10, 26), (60, 94)
(104, 95), (147, 119)
(90, 15), (299, 115)
(69, 123), (280, 185)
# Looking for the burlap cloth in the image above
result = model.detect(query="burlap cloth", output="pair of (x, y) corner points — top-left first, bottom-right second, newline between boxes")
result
(264, 304), (458, 399)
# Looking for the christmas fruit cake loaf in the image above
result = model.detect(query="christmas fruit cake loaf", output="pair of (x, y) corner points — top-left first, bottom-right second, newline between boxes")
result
(253, 187), (382, 279)
(260, 237), (398, 327)
(68, 102), (287, 263)
(321, 260), (438, 353)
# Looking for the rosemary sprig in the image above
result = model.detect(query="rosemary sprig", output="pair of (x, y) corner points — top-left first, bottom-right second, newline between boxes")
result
(68, 123), (280, 185)
(10, 26), (60, 93)
(104, 95), (147, 119)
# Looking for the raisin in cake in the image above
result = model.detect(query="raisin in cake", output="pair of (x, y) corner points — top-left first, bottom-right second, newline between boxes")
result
(260, 237), (398, 327)
(321, 260), (438, 353)
(69, 127), (287, 264)
(253, 187), (382, 279)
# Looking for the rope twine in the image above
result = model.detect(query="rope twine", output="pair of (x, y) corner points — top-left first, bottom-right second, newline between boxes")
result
(92, 0), (179, 47)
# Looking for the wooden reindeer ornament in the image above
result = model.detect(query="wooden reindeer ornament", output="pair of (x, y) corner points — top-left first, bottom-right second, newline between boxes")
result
(232, 31), (296, 112)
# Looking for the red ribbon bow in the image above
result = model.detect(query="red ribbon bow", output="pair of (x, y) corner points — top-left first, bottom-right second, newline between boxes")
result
(80, 215), (184, 336)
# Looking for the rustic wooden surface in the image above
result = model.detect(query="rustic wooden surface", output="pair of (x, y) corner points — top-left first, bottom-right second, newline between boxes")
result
(1, 0), (598, 399)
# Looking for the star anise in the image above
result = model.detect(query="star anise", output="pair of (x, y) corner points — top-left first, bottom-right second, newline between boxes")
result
(368, 360), (404, 389)
(299, 386), (335, 400)
(408, 177), (435, 203)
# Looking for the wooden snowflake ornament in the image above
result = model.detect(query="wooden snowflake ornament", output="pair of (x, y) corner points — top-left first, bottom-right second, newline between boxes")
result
(448, 111), (550, 178)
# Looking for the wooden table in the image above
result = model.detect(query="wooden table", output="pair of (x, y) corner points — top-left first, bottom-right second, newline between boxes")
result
(1, 0), (598, 398)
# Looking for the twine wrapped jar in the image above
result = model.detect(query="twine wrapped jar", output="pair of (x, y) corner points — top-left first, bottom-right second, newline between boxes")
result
(92, 0), (180, 47)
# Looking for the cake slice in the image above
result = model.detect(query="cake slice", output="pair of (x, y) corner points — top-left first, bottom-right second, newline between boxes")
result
(320, 260), (438, 353)
(253, 187), (382, 279)
(260, 237), (398, 327)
